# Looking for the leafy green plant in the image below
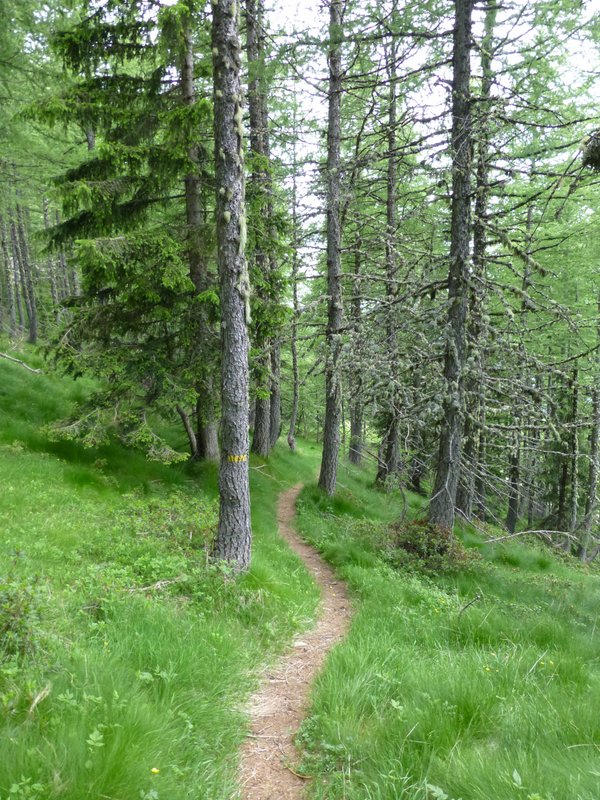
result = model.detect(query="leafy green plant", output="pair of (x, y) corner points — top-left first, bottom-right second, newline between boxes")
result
(387, 517), (479, 573)
(0, 578), (40, 659)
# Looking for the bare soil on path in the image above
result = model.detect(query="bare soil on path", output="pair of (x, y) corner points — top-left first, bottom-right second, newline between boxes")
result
(238, 484), (353, 800)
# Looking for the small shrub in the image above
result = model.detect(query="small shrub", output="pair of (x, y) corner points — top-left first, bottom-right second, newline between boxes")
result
(387, 518), (479, 574)
(0, 577), (39, 659)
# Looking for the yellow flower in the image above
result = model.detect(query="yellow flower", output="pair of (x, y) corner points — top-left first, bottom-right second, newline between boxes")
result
(151, 768), (160, 774)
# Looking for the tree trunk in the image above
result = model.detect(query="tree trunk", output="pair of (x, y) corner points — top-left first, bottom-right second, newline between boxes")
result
(429, 0), (473, 529)
(456, 411), (476, 519)
(9, 217), (30, 338)
(0, 215), (15, 336)
(181, 18), (220, 462)
(196, 384), (220, 461)
(348, 237), (363, 466)
(210, 0), (252, 571)
(578, 298), (600, 559)
(569, 366), (579, 537)
(318, 0), (344, 496)
(269, 343), (281, 448)
(252, 394), (271, 455)
(177, 404), (199, 459)
(246, 0), (279, 457)
(579, 387), (599, 559)
(287, 102), (301, 452)
(456, 6), (495, 519)
(556, 458), (569, 532)
(473, 401), (487, 519)
(12, 205), (38, 344)
(505, 431), (520, 534)
(376, 17), (401, 486)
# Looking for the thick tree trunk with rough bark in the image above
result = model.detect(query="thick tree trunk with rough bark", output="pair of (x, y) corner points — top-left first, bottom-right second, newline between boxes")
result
(252, 395), (270, 455)
(318, 0), (344, 496)
(429, 0), (473, 529)
(181, 20), (220, 461)
(210, 0), (252, 571)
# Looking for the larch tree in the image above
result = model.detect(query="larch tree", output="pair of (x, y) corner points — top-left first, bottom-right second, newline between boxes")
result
(246, 0), (277, 457)
(210, 0), (252, 570)
(318, 0), (344, 496)
(428, 0), (473, 529)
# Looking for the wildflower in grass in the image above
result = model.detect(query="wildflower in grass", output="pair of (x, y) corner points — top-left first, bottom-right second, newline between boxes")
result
(151, 768), (160, 774)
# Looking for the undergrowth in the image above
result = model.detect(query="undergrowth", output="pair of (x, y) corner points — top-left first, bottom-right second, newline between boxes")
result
(0, 344), (321, 800)
(296, 464), (600, 800)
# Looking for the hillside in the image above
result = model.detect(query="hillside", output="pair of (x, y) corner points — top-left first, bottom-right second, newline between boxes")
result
(0, 348), (321, 799)
(2, 349), (600, 800)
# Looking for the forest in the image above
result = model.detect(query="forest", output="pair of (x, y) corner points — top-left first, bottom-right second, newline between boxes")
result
(1, 0), (600, 798)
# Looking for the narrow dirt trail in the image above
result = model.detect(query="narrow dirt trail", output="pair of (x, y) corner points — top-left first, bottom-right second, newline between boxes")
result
(238, 483), (353, 800)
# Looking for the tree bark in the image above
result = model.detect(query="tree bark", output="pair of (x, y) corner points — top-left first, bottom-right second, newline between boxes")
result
(348, 237), (364, 466)
(177, 404), (199, 459)
(246, 0), (279, 456)
(578, 297), (600, 559)
(456, 7), (495, 518)
(376, 21), (401, 487)
(9, 216), (30, 337)
(505, 431), (520, 534)
(210, 0), (252, 571)
(269, 343), (281, 448)
(287, 101), (301, 452)
(429, 0), (473, 529)
(181, 18), (220, 462)
(0, 215), (15, 336)
(11, 204), (37, 344)
(579, 388), (599, 559)
(318, 0), (344, 496)
(569, 365), (579, 536)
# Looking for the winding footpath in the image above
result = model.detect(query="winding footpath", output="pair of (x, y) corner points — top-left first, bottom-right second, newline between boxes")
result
(238, 484), (353, 800)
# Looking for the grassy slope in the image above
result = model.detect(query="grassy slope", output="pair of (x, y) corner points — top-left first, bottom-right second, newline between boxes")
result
(296, 464), (600, 800)
(0, 347), (321, 800)
(4, 346), (600, 800)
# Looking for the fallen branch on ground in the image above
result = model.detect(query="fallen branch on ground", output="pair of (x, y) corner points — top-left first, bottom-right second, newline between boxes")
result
(127, 575), (187, 593)
(0, 352), (42, 373)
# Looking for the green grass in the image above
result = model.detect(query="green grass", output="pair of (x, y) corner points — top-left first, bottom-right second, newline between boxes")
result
(295, 462), (600, 800)
(5, 343), (600, 800)
(0, 345), (321, 800)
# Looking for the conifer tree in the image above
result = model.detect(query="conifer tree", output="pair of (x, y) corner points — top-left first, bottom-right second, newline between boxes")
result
(210, 0), (252, 570)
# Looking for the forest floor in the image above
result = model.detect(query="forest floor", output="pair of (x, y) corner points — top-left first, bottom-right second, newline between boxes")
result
(239, 484), (353, 799)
